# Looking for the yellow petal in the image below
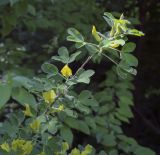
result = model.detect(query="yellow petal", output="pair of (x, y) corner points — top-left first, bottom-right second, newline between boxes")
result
(43, 90), (56, 104)
(30, 119), (40, 132)
(81, 144), (92, 155)
(92, 25), (102, 42)
(51, 104), (64, 113)
(62, 142), (69, 152)
(22, 141), (33, 155)
(61, 64), (72, 78)
(109, 40), (120, 48)
(58, 105), (64, 111)
(0, 142), (10, 152)
(23, 104), (33, 117)
(70, 148), (81, 155)
(110, 42), (119, 48)
(11, 139), (25, 151)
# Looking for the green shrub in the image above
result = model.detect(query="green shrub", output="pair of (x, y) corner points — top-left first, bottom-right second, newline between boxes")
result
(0, 11), (155, 155)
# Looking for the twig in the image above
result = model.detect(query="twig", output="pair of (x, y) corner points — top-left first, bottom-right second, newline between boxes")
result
(101, 52), (119, 65)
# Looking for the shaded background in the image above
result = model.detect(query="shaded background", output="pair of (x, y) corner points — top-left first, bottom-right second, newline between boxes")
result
(0, 0), (160, 154)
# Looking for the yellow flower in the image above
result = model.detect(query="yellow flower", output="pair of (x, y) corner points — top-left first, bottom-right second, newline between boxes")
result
(23, 104), (33, 117)
(12, 139), (25, 151)
(92, 25), (102, 42)
(62, 142), (69, 153)
(61, 64), (72, 78)
(58, 105), (64, 111)
(11, 139), (33, 155)
(70, 148), (81, 155)
(109, 42), (120, 48)
(22, 141), (33, 155)
(51, 105), (64, 113)
(0, 142), (10, 152)
(30, 119), (40, 132)
(43, 90), (56, 104)
(81, 145), (93, 155)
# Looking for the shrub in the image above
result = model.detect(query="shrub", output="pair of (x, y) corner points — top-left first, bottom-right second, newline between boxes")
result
(0, 12), (155, 155)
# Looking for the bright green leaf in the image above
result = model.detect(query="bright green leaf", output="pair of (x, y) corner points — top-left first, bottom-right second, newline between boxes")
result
(67, 28), (84, 43)
(77, 70), (95, 84)
(41, 63), (58, 75)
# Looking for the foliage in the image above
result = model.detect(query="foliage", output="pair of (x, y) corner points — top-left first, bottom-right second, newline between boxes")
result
(0, 0), (104, 72)
(0, 4), (155, 155)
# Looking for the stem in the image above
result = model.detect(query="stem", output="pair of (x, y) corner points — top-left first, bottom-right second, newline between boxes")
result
(75, 55), (93, 75)
(68, 54), (94, 82)
(101, 52), (119, 65)
(107, 47), (122, 58)
(58, 72), (66, 80)
(98, 32), (107, 39)
(108, 47), (121, 53)
(65, 54), (94, 89)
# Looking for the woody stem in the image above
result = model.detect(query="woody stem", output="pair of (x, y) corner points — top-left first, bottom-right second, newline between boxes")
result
(74, 54), (94, 76)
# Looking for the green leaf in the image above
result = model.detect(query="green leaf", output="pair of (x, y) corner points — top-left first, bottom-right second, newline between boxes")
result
(41, 118), (57, 134)
(118, 61), (137, 76)
(51, 56), (63, 62)
(117, 105), (134, 118)
(117, 135), (136, 143)
(11, 87), (37, 109)
(52, 47), (70, 63)
(69, 51), (81, 63)
(13, 76), (32, 89)
(0, 83), (12, 108)
(102, 134), (116, 146)
(75, 103), (91, 114)
(127, 29), (145, 37)
(75, 42), (86, 48)
(99, 150), (107, 155)
(64, 109), (78, 118)
(77, 70), (95, 84)
(109, 150), (118, 155)
(1, 16), (14, 36)
(85, 117), (96, 130)
(60, 126), (73, 145)
(95, 116), (106, 126)
(115, 112), (129, 123)
(65, 117), (90, 135)
(119, 96), (134, 106)
(67, 28), (84, 43)
(79, 90), (98, 107)
(47, 119), (58, 134)
(103, 12), (115, 27)
(123, 53), (138, 67)
(27, 4), (36, 16)
(122, 42), (136, 53)
(85, 43), (100, 54)
(101, 39), (111, 48)
(116, 66), (127, 79)
(58, 47), (69, 61)
(41, 63), (58, 75)
(134, 147), (156, 155)
(104, 12), (115, 19)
